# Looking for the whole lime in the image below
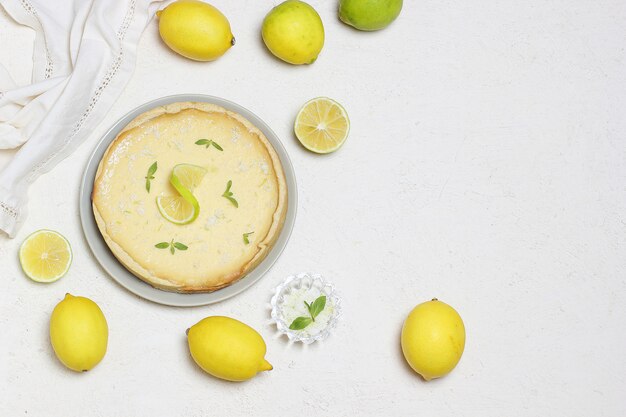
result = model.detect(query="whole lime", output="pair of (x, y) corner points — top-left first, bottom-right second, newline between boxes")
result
(401, 299), (465, 381)
(262, 0), (324, 65)
(339, 0), (403, 31)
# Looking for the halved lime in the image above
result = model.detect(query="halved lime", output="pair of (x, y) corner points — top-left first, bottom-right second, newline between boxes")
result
(294, 97), (350, 154)
(156, 194), (200, 225)
(19, 230), (72, 283)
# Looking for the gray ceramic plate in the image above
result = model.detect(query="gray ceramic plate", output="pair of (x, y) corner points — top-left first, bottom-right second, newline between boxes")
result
(79, 94), (297, 307)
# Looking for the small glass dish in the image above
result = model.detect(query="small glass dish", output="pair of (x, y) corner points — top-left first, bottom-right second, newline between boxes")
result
(270, 273), (341, 344)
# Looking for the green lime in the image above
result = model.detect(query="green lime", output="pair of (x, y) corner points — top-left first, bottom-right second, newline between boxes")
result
(339, 0), (403, 31)
(262, 0), (324, 65)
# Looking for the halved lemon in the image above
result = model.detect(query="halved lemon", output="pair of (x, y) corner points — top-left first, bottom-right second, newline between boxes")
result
(294, 97), (350, 154)
(172, 164), (207, 191)
(19, 230), (72, 283)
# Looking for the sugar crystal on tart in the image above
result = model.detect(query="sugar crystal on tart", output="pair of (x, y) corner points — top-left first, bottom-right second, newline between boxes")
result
(92, 102), (288, 292)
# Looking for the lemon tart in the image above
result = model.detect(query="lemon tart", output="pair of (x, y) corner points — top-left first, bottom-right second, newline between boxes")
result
(92, 102), (288, 292)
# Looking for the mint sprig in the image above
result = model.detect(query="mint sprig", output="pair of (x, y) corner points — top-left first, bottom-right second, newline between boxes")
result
(195, 139), (223, 151)
(155, 239), (188, 255)
(145, 162), (157, 193)
(243, 231), (254, 244)
(222, 180), (238, 208)
(289, 295), (327, 330)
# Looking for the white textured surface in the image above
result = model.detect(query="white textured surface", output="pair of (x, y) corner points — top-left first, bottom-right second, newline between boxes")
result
(1, 1), (626, 415)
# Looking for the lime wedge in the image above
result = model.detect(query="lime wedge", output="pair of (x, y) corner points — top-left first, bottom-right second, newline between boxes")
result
(19, 230), (72, 283)
(172, 164), (207, 191)
(294, 97), (350, 154)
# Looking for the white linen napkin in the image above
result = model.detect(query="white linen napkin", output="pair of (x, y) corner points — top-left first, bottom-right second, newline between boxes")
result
(0, 0), (165, 237)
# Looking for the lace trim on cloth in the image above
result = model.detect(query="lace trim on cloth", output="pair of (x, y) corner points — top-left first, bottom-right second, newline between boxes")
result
(19, 0), (54, 79)
(25, 0), (137, 183)
(0, 201), (18, 219)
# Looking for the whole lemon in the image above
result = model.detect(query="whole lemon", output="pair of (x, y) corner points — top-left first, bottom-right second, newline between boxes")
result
(49, 294), (108, 372)
(401, 299), (465, 381)
(262, 0), (324, 65)
(187, 316), (272, 382)
(339, 0), (403, 31)
(157, 0), (234, 61)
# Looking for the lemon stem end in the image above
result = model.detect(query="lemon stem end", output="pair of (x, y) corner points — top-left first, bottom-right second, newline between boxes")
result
(260, 359), (273, 372)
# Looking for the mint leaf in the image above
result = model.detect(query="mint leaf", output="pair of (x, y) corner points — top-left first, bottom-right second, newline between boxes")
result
(309, 295), (326, 320)
(243, 232), (254, 244)
(222, 181), (238, 207)
(173, 242), (188, 250)
(289, 316), (313, 330)
(156, 239), (188, 254)
(227, 197), (239, 207)
(196, 139), (223, 151)
(303, 300), (312, 316)
(147, 161), (158, 176)
(145, 162), (157, 192)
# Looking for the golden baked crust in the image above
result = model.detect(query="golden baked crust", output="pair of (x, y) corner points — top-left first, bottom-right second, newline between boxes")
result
(92, 102), (287, 292)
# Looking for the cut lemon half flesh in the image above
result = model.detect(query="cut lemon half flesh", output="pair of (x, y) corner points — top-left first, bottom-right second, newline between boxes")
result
(19, 230), (72, 283)
(172, 164), (207, 191)
(294, 97), (350, 154)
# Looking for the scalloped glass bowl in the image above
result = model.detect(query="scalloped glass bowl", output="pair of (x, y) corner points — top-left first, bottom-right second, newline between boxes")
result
(270, 273), (341, 344)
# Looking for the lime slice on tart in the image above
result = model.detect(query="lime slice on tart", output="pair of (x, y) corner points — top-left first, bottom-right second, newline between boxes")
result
(19, 230), (72, 283)
(294, 97), (350, 154)
(157, 194), (199, 225)
(157, 164), (206, 225)
(172, 164), (207, 191)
